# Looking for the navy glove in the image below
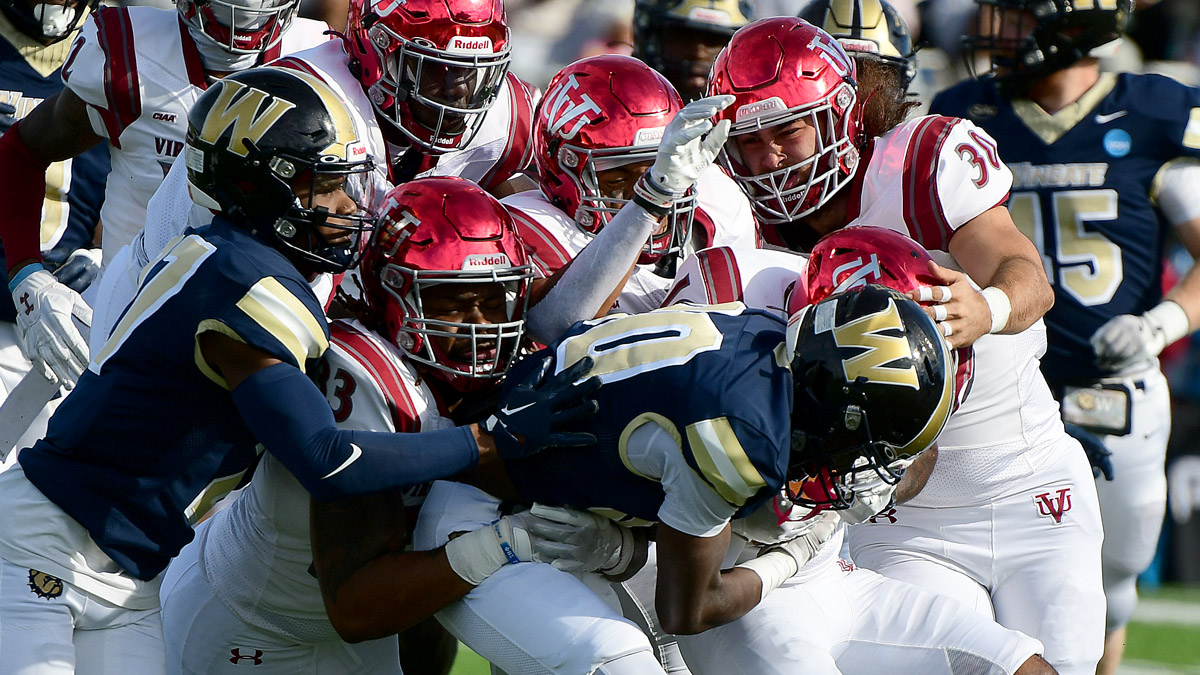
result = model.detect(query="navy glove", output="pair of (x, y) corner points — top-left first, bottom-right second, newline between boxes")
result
(484, 354), (601, 459)
(0, 102), (16, 135)
(1064, 422), (1114, 482)
(51, 248), (102, 294)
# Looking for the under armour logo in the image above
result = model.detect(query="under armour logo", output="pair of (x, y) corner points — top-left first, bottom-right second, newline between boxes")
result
(868, 508), (897, 524)
(19, 292), (32, 315)
(230, 649), (264, 665)
(1035, 488), (1072, 524)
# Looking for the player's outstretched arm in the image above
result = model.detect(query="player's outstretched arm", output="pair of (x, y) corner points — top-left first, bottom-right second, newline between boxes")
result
(206, 333), (599, 501)
(0, 90), (105, 386)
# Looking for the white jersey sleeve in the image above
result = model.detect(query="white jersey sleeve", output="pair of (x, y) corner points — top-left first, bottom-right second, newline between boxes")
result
(851, 115), (1013, 252)
(623, 420), (736, 538)
(694, 165), (760, 250)
(663, 247), (808, 319)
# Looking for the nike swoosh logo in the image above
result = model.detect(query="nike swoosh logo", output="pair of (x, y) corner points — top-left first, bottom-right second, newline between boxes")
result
(323, 443), (363, 480)
(498, 401), (536, 417)
(1094, 110), (1128, 124)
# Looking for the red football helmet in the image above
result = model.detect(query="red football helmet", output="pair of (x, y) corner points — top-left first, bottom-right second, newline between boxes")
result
(708, 17), (862, 225)
(806, 226), (974, 411)
(534, 54), (694, 263)
(346, 0), (510, 154)
(179, 0), (298, 62)
(360, 176), (533, 392)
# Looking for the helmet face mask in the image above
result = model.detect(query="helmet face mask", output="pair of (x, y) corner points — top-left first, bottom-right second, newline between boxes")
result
(535, 56), (695, 263)
(963, 0), (1132, 96)
(185, 67), (377, 274)
(179, 0), (298, 58)
(708, 18), (861, 226)
(349, 0), (511, 154)
(785, 284), (954, 510)
(362, 177), (533, 393)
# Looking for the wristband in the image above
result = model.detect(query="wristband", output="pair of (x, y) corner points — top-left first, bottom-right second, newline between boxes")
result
(735, 549), (799, 602)
(1145, 299), (1190, 345)
(493, 519), (521, 565)
(980, 286), (1011, 334)
(8, 262), (45, 292)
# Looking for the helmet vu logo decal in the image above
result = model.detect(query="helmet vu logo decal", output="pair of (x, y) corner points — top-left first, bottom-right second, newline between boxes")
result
(543, 74), (602, 141)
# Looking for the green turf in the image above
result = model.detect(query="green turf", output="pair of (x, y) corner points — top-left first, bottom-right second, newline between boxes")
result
(450, 643), (490, 675)
(1125, 620), (1200, 667)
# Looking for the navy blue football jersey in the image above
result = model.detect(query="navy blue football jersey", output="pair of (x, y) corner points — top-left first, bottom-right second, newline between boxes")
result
(0, 16), (108, 320)
(18, 218), (330, 580)
(931, 73), (1200, 384)
(504, 304), (792, 524)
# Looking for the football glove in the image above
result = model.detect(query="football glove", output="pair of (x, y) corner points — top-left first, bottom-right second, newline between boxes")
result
(525, 503), (646, 579)
(51, 247), (102, 294)
(838, 474), (899, 526)
(1063, 422), (1115, 482)
(10, 266), (91, 388)
(1090, 301), (1189, 372)
(444, 513), (536, 586)
(766, 509), (841, 569)
(632, 94), (734, 214)
(483, 354), (601, 459)
(733, 493), (825, 546)
(0, 102), (16, 135)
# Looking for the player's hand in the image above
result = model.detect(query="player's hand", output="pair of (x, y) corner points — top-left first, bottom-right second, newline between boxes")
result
(443, 514), (536, 586)
(633, 94), (734, 210)
(733, 493), (825, 546)
(51, 247), (102, 294)
(838, 468), (901, 525)
(525, 504), (645, 578)
(1090, 301), (1188, 372)
(1063, 422), (1114, 482)
(483, 354), (601, 459)
(907, 260), (989, 348)
(0, 102), (17, 135)
(761, 509), (840, 569)
(11, 266), (92, 388)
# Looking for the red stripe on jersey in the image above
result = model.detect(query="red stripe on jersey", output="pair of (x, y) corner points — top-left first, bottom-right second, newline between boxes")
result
(661, 275), (691, 307)
(93, 7), (140, 147)
(177, 17), (208, 90)
(507, 203), (574, 275)
(479, 72), (536, 191)
(330, 321), (421, 433)
(697, 247), (742, 304)
(902, 116), (958, 253)
(272, 56), (323, 79)
(692, 207), (717, 249)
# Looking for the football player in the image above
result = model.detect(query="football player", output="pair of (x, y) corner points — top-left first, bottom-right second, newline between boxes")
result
(0, 69), (595, 671)
(0, 0), (108, 451)
(707, 17), (1054, 350)
(89, 0), (536, 366)
(416, 286), (1055, 675)
(631, 0), (754, 102)
(505, 54), (757, 325)
(158, 176), (581, 673)
(0, 0), (332, 390)
(930, 2), (1200, 672)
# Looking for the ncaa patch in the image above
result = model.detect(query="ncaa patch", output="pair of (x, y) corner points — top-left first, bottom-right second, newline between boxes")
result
(1103, 129), (1131, 158)
(28, 569), (64, 599)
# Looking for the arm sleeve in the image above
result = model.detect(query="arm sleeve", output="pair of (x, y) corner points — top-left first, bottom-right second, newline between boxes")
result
(624, 421), (735, 538)
(1153, 159), (1200, 226)
(526, 202), (658, 342)
(231, 362), (478, 502)
(0, 122), (52, 274)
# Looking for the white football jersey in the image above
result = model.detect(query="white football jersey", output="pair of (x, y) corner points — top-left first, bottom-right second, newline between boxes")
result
(62, 5), (331, 263)
(675, 121), (1065, 507)
(663, 246), (807, 317)
(196, 319), (453, 642)
(503, 166), (759, 314)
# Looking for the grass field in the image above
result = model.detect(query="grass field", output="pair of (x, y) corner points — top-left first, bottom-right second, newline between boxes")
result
(445, 584), (1200, 674)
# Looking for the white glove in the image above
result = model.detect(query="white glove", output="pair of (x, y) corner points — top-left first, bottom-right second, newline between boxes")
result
(1090, 300), (1190, 372)
(525, 503), (640, 578)
(11, 267), (92, 388)
(766, 509), (841, 569)
(838, 469), (901, 526)
(632, 94), (734, 213)
(443, 514), (535, 586)
(732, 493), (825, 546)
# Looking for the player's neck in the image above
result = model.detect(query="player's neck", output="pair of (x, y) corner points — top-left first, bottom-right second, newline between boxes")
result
(1023, 60), (1102, 115)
